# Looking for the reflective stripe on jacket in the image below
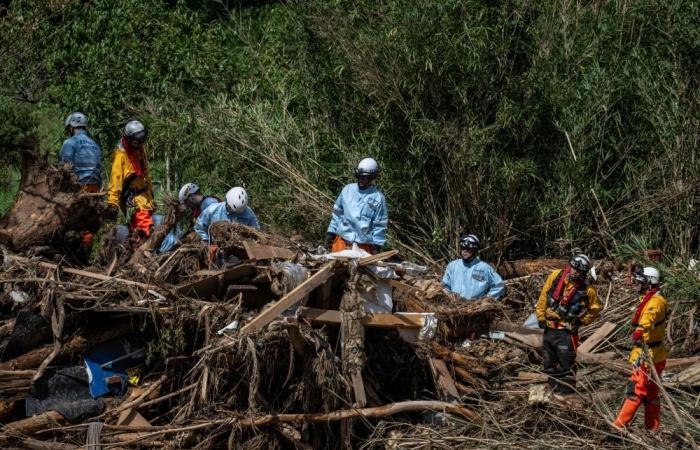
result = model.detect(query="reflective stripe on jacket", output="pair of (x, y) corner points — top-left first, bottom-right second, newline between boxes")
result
(442, 257), (505, 300)
(327, 183), (388, 247)
(194, 201), (260, 241)
(107, 144), (154, 210)
(58, 130), (102, 186)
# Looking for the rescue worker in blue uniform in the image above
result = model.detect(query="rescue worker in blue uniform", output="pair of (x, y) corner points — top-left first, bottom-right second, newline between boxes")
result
(326, 158), (388, 254)
(59, 112), (102, 262)
(442, 234), (504, 300)
(158, 182), (220, 253)
(195, 186), (260, 242)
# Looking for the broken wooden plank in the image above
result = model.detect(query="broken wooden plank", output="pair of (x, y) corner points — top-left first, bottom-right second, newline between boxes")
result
(298, 307), (424, 329)
(578, 322), (616, 354)
(243, 241), (296, 260)
(177, 264), (256, 299)
(240, 262), (335, 334)
(676, 364), (700, 386)
(665, 356), (700, 371)
(428, 358), (460, 402)
(358, 250), (399, 266)
(350, 371), (368, 408)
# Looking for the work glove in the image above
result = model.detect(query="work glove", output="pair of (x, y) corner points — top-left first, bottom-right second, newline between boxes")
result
(103, 204), (119, 222)
(631, 329), (643, 342)
(325, 232), (336, 248)
(538, 320), (546, 330)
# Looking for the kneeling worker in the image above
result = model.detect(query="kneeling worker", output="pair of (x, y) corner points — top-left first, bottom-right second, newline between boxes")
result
(442, 234), (504, 300)
(158, 183), (220, 253)
(536, 254), (600, 393)
(194, 186), (260, 242)
(613, 266), (667, 431)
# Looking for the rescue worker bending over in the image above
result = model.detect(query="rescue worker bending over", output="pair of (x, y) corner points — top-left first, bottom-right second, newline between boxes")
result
(536, 254), (600, 393)
(326, 158), (388, 254)
(442, 234), (504, 300)
(613, 266), (667, 431)
(158, 183), (220, 253)
(195, 187), (260, 242)
(59, 112), (102, 261)
(105, 120), (155, 236)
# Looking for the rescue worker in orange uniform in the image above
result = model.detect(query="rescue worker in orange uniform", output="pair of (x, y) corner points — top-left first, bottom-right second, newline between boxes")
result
(536, 254), (600, 393)
(104, 120), (155, 236)
(59, 112), (102, 262)
(613, 266), (667, 431)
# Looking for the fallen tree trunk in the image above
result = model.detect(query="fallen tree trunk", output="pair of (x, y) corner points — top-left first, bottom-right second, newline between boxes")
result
(0, 138), (105, 250)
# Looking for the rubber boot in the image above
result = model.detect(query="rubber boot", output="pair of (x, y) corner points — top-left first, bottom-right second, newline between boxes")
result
(644, 403), (661, 431)
(613, 398), (641, 428)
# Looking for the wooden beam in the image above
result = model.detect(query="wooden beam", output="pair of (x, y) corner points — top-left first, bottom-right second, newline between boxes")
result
(240, 263), (335, 334)
(429, 358), (459, 402)
(358, 250), (398, 266)
(350, 371), (367, 408)
(298, 308), (424, 329)
(578, 322), (616, 354)
(243, 241), (295, 260)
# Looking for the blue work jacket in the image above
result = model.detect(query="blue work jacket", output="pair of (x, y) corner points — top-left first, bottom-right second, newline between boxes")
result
(158, 196), (220, 253)
(58, 130), (102, 186)
(442, 257), (505, 300)
(327, 183), (388, 247)
(194, 201), (260, 242)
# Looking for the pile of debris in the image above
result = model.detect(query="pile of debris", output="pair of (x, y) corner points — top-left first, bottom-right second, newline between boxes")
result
(0, 153), (698, 449)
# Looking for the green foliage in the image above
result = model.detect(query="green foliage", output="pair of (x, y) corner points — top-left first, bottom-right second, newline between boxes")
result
(0, 0), (698, 263)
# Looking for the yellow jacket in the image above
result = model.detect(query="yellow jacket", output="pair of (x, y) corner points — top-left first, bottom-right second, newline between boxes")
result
(107, 145), (154, 211)
(536, 269), (600, 327)
(629, 291), (668, 364)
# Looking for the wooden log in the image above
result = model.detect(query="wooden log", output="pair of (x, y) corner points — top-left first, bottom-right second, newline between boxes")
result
(0, 321), (135, 371)
(1, 410), (65, 436)
(240, 263), (335, 334)
(496, 258), (568, 279)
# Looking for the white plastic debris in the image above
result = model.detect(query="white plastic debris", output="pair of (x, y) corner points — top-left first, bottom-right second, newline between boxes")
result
(217, 319), (240, 335)
(10, 290), (29, 303)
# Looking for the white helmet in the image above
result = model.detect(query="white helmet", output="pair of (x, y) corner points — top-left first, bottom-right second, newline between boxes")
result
(569, 254), (591, 273)
(633, 266), (661, 285)
(123, 120), (148, 143)
(226, 187), (248, 214)
(178, 182), (200, 203)
(354, 158), (379, 178)
(65, 112), (88, 128)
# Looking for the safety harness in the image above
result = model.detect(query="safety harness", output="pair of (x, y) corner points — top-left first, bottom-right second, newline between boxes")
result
(546, 267), (588, 329)
(631, 288), (664, 348)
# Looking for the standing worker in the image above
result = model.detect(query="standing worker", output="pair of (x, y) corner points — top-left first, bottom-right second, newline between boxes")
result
(104, 120), (155, 236)
(442, 234), (504, 300)
(613, 266), (667, 431)
(536, 254), (600, 393)
(326, 157), (388, 254)
(59, 112), (102, 262)
(194, 186), (260, 242)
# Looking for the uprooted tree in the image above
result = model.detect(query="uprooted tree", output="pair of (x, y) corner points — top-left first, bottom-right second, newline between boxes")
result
(0, 138), (105, 251)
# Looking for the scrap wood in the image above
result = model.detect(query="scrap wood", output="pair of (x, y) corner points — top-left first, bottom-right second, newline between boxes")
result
(2, 254), (157, 291)
(358, 250), (399, 266)
(675, 364), (700, 387)
(577, 321), (616, 353)
(428, 358), (459, 401)
(176, 263), (256, 299)
(243, 241), (295, 260)
(298, 307), (425, 329)
(429, 342), (488, 376)
(0, 410), (65, 439)
(240, 262), (335, 334)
